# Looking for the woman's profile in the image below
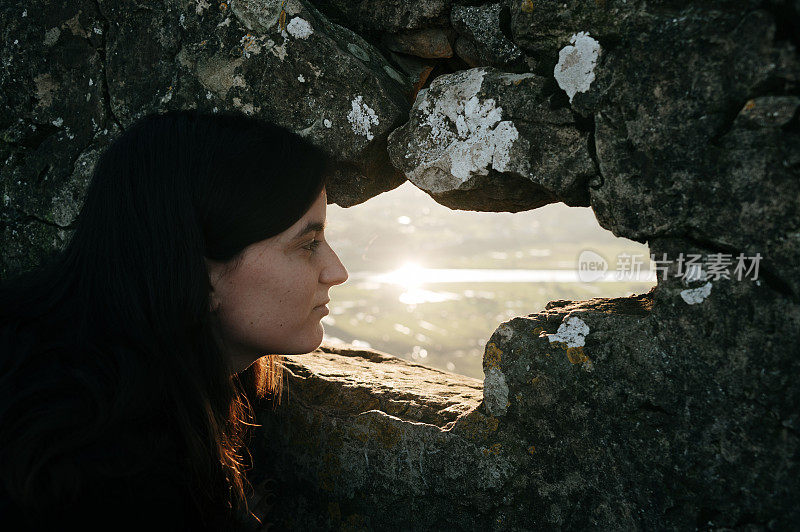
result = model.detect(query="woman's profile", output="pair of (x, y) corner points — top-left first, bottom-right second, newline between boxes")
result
(0, 109), (349, 530)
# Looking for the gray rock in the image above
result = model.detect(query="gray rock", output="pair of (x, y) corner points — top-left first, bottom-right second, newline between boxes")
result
(0, 0), (108, 277)
(307, 0), (451, 33)
(256, 259), (800, 528)
(453, 35), (482, 68)
(253, 345), (524, 530)
(733, 95), (800, 129)
(382, 27), (453, 58)
(178, 0), (411, 206)
(387, 50), (436, 102)
(451, 3), (523, 67)
(579, 8), (800, 297)
(1, 0), (413, 275)
(387, 67), (596, 211)
(506, 0), (640, 74)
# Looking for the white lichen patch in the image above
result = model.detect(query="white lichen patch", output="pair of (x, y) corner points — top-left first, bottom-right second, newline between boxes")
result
(44, 27), (61, 47)
(51, 117), (63, 127)
(323, 118), (332, 128)
(554, 31), (601, 103)
(286, 17), (313, 39)
(495, 323), (514, 342)
(405, 68), (524, 193)
(232, 97), (259, 115)
(347, 95), (379, 141)
(483, 367), (509, 417)
(548, 316), (590, 348)
(270, 40), (287, 60)
(160, 87), (174, 104)
(240, 33), (271, 58)
(195, 0), (211, 15)
(680, 282), (712, 305)
(297, 74), (305, 82)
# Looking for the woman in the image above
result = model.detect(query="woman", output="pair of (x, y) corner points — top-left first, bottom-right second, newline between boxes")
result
(0, 109), (349, 530)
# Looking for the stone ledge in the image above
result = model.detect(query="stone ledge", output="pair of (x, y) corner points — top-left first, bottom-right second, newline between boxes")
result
(280, 345), (483, 429)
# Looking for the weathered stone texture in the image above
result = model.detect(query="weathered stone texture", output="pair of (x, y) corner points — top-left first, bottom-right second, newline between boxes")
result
(382, 28), (453, 59)
(1, 0), (412, 276)
(254, 267), (798, 528)
(252, 346), (525, 530)
(450, 3), (522, 68)
(574, 7), (800, 297)
(387, 67), (596, 211)
(308, 0), (451, 34)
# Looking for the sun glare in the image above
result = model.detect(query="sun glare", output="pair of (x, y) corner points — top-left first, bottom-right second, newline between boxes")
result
(382, 261), (425, 289)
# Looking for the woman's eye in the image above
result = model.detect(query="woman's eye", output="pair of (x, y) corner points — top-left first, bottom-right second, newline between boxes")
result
(303, 239), (322, 253)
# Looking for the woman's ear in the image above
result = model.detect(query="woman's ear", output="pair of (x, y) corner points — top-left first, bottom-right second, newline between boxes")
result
(205, 258), (223, 313)
(208, 292), (221, 314)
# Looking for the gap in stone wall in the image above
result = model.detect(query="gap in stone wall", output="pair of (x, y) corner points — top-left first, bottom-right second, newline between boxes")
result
(323, 180), (655, 379)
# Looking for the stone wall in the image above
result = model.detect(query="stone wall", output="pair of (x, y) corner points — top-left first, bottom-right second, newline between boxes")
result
(2, 0), (798, 529)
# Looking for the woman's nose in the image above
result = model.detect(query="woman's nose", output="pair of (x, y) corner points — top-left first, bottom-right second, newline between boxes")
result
(321, 244), (348, 286)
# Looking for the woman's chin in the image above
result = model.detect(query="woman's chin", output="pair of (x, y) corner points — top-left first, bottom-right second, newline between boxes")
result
(293, 327), (324, 354)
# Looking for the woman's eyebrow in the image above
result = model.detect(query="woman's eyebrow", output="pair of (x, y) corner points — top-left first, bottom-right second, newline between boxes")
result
(291, 220), (327, 241)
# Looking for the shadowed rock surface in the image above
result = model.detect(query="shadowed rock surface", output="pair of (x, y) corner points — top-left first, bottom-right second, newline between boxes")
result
(1, 0), (411, 277)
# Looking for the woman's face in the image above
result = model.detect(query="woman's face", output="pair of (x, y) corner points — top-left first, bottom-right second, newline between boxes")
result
(206, 188), (348, 372)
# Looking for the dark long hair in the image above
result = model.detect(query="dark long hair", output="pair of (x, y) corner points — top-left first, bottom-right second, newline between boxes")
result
(0, 109), (330, 528)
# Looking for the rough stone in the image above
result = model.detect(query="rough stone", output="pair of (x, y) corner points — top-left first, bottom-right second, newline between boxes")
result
(575, 7), (800, 297)
(387, 67), (596, 211)
(450, 3), (523, 67)
(253, 265), (799, 529)
(307, 0), (451, 34)
(382, 28), (453, 58)
(0, 0), (109, 277)
(506, 0), (640, 75)
(0, 0), (414, 275)
(387, 51), (436, 102)
(252, 345), (519, 530)
(453, 35), (482, 68)
(733, 95), (800, 129)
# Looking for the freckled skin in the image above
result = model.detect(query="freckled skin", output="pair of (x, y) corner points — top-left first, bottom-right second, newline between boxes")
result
(206, 188), (348, 372)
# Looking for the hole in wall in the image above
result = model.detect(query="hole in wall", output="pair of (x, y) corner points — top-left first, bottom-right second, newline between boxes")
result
(324, 181), (656, 380)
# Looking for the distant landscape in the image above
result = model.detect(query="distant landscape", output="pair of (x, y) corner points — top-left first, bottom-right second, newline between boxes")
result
(321, 181), (655, 380)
